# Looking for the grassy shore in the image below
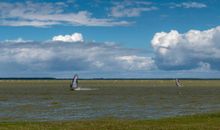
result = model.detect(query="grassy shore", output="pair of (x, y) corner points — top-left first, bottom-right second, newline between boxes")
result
(0, 112), (220, 130)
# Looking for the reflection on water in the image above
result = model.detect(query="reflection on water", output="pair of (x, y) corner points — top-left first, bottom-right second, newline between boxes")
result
(74, 88), (97, 91)
(1, 85), (220, 121)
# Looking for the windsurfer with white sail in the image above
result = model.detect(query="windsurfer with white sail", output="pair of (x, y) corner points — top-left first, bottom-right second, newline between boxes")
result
(175, 79), (182, 87)
(70, 74), (79, 90)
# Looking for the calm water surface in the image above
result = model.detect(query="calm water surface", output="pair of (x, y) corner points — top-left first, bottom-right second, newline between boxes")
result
(1, 84), (220, 121)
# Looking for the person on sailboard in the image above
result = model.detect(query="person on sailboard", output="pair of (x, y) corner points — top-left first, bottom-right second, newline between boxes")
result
(175, 79), (182, 87)
(70, 74), (79, 90)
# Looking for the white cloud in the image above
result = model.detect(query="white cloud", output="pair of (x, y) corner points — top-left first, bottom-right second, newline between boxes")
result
(115, 55), (156, 70)
(52, 33), (84, 42)
(0, 2), (131, 27)
(109, 1), (157, 17)
(0, 20), (60, 27)
(151, 26), (220, 70)
(4, 38), (32, 43)
(170, 2), (207, 9)
(151, 30), (180, 55)
(0, 40), (155, 75)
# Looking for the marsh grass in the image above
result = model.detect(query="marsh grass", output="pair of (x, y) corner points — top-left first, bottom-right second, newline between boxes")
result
(0, 96), (8, 101)
(17, 104), (34, 111)
(48, 101), (62, 108)
(0, 112), (220, 130)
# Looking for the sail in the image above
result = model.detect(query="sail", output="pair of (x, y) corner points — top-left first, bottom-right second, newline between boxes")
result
(70, 74), (79, 90)
(175, 79), (182, 87)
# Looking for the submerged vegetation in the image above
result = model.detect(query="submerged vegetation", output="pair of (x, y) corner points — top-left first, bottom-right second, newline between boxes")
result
(1, 112), (220, 130)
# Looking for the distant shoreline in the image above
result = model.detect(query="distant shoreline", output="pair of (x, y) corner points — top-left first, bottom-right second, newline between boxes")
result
(0, 78), (220, 80)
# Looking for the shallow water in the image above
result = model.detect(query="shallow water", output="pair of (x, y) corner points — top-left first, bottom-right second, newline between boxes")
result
(74, 87), (97, 91)
(0, 81), (220, 121)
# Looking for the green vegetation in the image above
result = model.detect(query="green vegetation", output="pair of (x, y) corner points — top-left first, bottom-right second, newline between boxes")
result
(0, 80), (220, 129)
(0, 112), (220, 130)
(0, 79), (219, 87)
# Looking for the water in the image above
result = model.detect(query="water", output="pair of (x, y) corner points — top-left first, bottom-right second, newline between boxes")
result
(74, 87), (97, 91)
(1, 83), (220, 121)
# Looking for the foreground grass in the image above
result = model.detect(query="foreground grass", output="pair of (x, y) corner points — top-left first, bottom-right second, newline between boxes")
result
(1, 112), (220, 130)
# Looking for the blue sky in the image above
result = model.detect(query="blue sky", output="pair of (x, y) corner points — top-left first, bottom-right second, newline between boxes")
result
(0, 0), (220, 78)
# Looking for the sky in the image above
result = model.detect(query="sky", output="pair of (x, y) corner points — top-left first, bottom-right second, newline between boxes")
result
(0, 0), (220, 78)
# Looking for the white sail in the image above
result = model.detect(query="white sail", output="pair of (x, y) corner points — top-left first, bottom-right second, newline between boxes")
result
(175, 79), (182, 87)
(70, 74), (79, 90)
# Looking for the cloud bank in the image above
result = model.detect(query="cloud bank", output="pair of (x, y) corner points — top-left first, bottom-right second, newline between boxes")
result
(109, 1), (157, 17)
(0, 36), (155, 77)
(151, 26), (220, 71)
(0, 1), (130, 27)
(1, 26), (220, 78)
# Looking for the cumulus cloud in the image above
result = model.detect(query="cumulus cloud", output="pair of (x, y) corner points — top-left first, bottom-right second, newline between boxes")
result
(52, 33), (84, 42)
(170, 2), (207, 9)
(109, 1), (157, 17)
(0, 40), (156, 77)
(151, 26), (220, 70)
(0, 1), (131, 27)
